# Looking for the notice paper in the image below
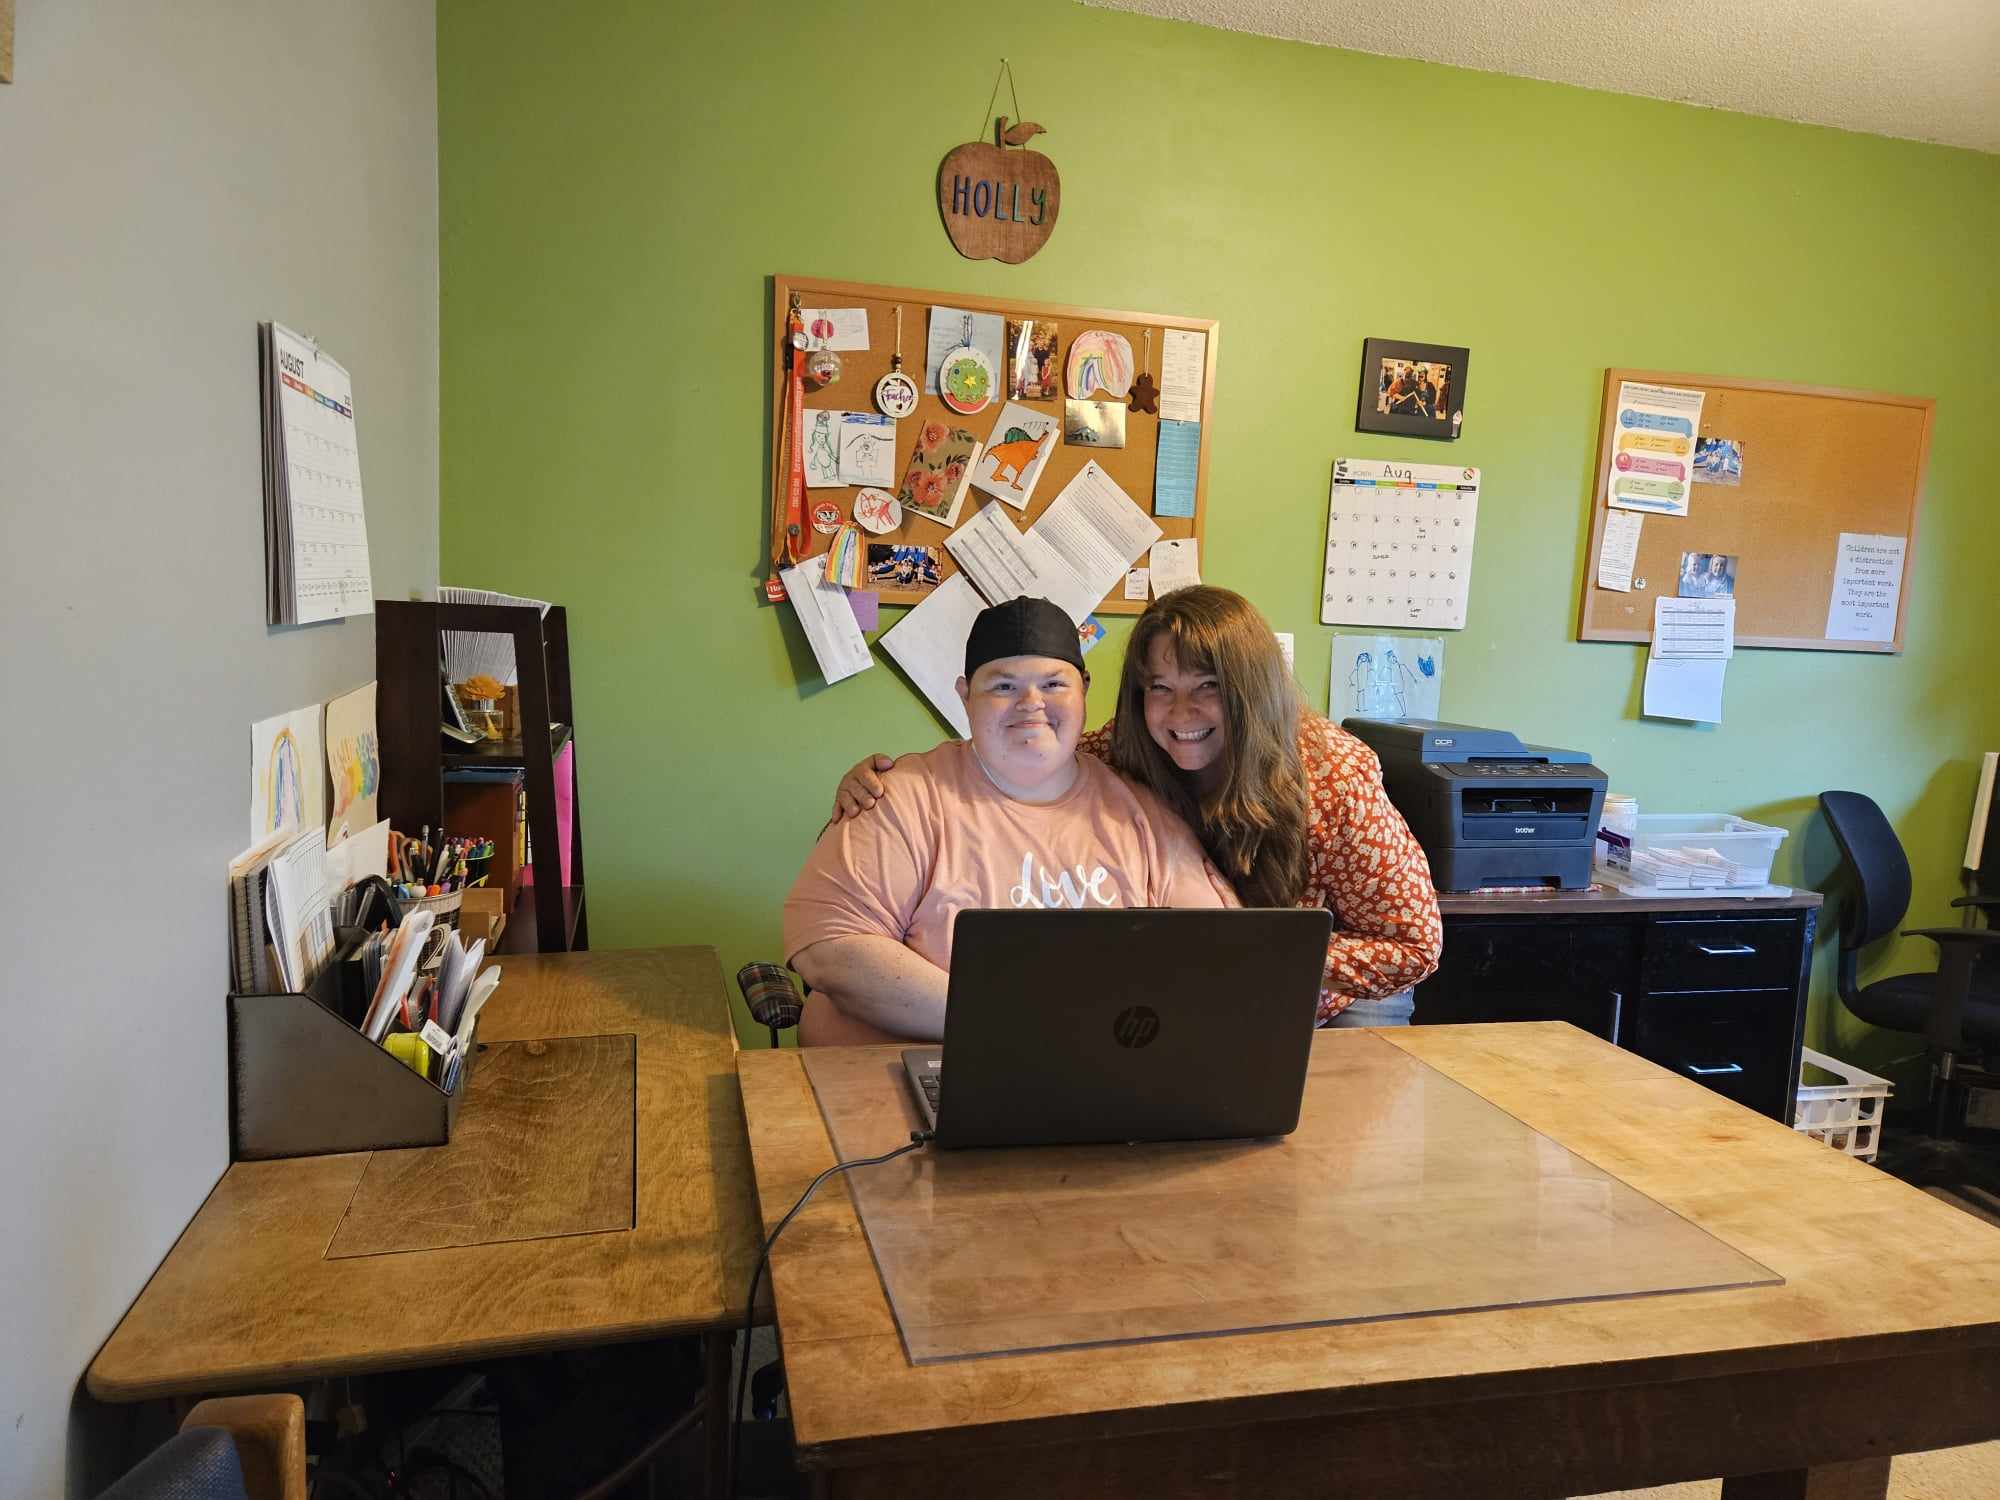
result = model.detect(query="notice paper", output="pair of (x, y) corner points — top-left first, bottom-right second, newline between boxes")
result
(925, 307), (1006, 391)
(1644, 595), (1731, 723)
(1159, 328), (1207, 423)
(1651, 595), (1734, 659)
(1644, 658), (1727, 723)
(1153, 418), (1200, 518)
(1031, 461), (1161, 606)
(1597, 510), (1643, 592)
(1606, 381), (1704, 518)
(1149, 538), (1200, 597)
(799, 307), (870, 351)
(1124, 568), (1150, 600)
(837, 412), (898, 487)
(944, 500), (1098, 624)
(879, 574), (985, 739)
(1825, 532), (1907, 643)
(780, 553), (873, 686)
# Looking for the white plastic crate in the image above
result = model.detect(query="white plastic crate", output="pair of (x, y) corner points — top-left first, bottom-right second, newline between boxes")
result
(1794, 1047), (1891, 1161)
(1604, 813), (1789, 889)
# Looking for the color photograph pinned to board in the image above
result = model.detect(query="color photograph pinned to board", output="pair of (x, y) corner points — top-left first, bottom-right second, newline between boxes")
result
(1077, 615), (1107, 655)
(970, 402), (1060, 508)
(1008, 319), (1060, 400)
(1678, 552), (1738, 598)
(1064, 398), (1126, 449)
(1692, 436), (1743, 485)
(868, 543), (944, 590)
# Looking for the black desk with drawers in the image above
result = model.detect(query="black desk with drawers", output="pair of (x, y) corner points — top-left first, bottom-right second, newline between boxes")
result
(1416, 888), (1822, 1123)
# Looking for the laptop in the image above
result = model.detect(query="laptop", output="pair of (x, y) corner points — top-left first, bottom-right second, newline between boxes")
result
(902, 907), (1334, 1149)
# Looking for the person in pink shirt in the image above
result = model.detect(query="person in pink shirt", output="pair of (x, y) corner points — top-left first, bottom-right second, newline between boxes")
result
(785, 596), (1238, 1046)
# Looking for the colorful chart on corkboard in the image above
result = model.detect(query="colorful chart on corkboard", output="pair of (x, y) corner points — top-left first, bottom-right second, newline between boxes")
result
(1577, 369), (1933, 653)
(768, 274), (1218, 614)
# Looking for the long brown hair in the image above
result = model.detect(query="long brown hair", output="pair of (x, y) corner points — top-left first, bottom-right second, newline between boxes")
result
(1111, 587), (1309, 908)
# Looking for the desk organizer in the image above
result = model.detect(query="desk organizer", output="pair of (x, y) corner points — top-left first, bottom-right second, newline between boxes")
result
(227, 935), (479, 1162)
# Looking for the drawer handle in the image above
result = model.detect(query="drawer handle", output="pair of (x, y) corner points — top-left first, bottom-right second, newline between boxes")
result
(1694, 943), (1757, 956)
(1686, 1062), (1745, 1076)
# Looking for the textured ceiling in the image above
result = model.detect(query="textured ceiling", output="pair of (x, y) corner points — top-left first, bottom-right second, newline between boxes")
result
(1086, 0), (2000, 153)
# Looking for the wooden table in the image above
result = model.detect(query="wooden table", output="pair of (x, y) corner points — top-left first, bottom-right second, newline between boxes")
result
(738, 1023), (2000, 1499)
(90, 948), (762, 1495)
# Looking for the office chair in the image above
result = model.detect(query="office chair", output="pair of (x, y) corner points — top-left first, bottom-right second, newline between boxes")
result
(1819, 790), (2000, 1134)
(736, 962), (804, 1049)
(99, 1395), (306, 1500)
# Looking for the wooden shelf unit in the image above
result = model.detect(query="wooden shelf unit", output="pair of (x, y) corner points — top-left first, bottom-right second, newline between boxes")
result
(375, 600), (588, 954)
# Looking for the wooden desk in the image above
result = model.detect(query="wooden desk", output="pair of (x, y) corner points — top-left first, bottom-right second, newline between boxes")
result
(739, 1024), (2000, 1499)
(1424, 887), (1823, 1122)
(90, 949), (762, 1492)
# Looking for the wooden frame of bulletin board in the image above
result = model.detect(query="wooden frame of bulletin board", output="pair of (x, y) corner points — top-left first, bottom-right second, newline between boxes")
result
(1577, 369), (1933, 653)
(768, 273), (1218, 614)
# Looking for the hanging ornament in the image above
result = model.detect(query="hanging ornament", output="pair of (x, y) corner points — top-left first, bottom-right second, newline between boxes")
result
(853, 487), (903, 534)
(939, 313), (994, 415)
(874, 305), (919, 418)
(1128, 330), (1160, 415)
(806, 348), (843, 389)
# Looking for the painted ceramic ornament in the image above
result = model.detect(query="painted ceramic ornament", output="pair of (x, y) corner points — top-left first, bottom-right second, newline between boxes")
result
(853, 487), (903, 534)
(805, 348), (843, 388)
(810, 500), (843, 535)
(875, 368), (918, 418)
(875, 305), (920, 418)
(939, 344), (994, 414)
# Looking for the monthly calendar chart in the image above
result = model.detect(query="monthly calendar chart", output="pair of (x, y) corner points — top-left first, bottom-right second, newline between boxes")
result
(272, 324), (373, 624)
(1321, 460), (1481, 631)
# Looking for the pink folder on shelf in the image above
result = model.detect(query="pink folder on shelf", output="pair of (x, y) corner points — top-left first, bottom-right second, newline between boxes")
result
(519, 739), (575, 887)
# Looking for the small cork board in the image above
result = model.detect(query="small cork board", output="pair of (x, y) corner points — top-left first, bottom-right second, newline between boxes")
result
(1577, 369), (1933, 652)
(768, 273), (1217, 614)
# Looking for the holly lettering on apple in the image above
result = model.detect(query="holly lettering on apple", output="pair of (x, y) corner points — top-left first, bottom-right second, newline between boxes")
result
(936, 117), (1061, 265)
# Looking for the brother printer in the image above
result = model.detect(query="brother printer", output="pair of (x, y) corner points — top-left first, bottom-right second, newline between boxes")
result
(1342, 719), (1608, 891)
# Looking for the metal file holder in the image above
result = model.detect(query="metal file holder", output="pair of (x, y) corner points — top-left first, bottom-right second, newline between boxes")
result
(225, 931), (479, 1161)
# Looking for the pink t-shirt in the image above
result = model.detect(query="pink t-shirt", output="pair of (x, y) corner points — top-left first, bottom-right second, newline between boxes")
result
(784, 741), (1239, 971)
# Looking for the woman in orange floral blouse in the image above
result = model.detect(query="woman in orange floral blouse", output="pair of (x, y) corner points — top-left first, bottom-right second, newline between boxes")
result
(832, 587), (1442, 1023)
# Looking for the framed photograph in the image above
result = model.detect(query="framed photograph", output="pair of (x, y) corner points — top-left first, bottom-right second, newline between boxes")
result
(1355, 337), (1469, 441)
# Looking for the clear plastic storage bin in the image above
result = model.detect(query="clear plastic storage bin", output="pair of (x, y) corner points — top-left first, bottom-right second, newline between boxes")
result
(1604, 813), (1788, 889)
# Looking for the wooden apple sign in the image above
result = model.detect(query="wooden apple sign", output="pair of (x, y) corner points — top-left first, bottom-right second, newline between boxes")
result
(937, 116), (1060, 265)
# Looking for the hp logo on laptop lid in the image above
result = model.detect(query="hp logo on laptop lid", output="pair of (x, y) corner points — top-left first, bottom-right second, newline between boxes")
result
(1112, 1006), (1160, 1048)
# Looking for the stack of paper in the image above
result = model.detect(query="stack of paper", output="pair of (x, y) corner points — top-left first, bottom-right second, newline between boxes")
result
(886, 463), (1160, 734)
(259, 322), (374, 625)
(228, 826), (334, 994)
(1643, 596), (1733, 724)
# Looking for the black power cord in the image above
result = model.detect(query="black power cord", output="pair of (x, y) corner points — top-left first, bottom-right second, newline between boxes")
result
(728, 1132), (933, 1498)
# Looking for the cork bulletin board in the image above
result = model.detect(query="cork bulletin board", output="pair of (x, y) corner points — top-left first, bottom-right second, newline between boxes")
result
(1577, 369), (1933, 653)
(768, 273), (1218, 614)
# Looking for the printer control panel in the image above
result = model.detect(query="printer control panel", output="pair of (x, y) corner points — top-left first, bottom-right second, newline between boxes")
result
(1445, 762), (1582, 778)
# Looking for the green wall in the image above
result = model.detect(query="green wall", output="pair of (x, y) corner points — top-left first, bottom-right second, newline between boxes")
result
(439, 0), (2000, 1074)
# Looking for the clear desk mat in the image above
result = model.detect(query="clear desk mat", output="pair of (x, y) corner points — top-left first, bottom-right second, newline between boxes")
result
(801, 1032), (1780, 1363)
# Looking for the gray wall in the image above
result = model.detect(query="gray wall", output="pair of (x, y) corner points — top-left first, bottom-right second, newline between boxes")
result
(0, 3), (437, 1493)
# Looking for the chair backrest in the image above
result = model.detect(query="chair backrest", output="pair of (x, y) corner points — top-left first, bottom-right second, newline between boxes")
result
(99, 1428), (249, 1500)
(1818, 790), (1912, 950)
